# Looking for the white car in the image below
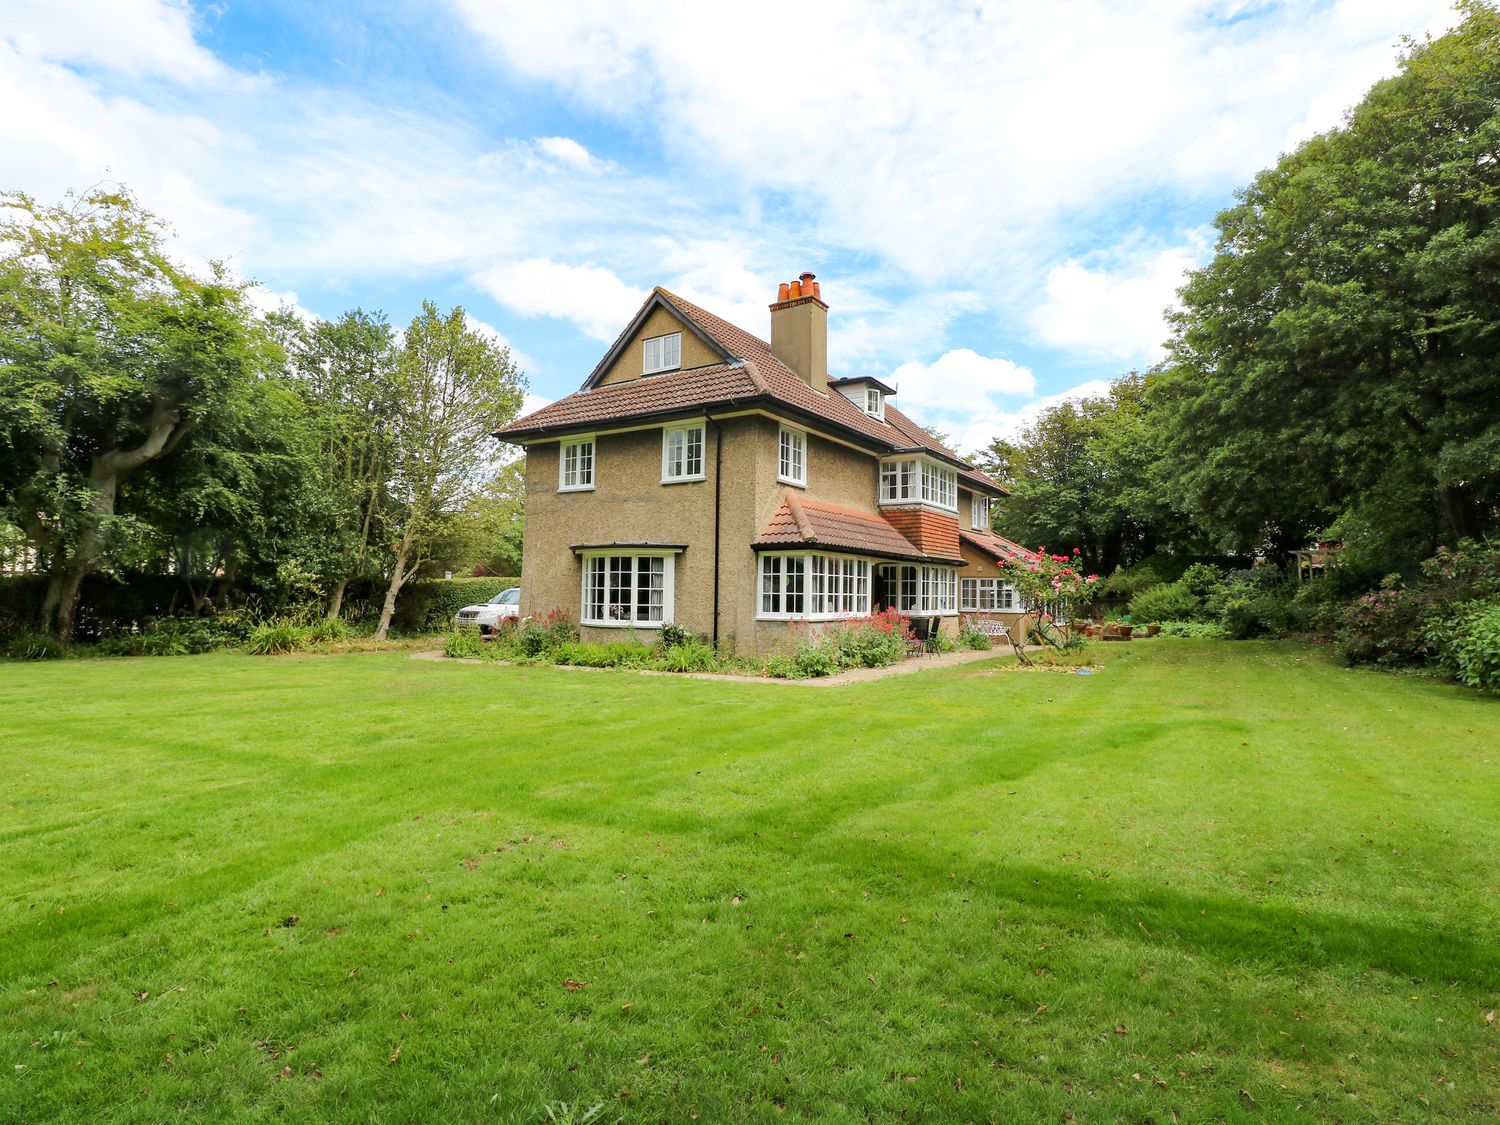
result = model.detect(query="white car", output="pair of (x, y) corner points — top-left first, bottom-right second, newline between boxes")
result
(453, 587), (521, 635)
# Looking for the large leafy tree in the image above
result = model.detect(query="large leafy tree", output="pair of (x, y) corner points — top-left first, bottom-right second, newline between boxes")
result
(1159, 1), (1500, 567)
(981, 373), (1186, 573)
(0, 188), (275, 639)
(373, 302), (525, 639)
(278, 308), (399, 618)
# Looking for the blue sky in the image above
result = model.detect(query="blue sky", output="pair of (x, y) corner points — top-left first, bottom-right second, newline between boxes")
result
(1, 0), (1459, 451)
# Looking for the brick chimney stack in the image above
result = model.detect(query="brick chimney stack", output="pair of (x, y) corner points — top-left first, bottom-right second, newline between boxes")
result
(769, 271), (828, 390)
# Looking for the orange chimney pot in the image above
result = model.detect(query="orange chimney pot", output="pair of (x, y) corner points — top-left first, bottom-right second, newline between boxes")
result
(788, 279), (802, 299)
(777, 281), (790, 302)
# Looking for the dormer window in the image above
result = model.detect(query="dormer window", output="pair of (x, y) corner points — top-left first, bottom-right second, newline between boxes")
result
(864, 387), (884, 419)
(643, 332), (681, 375)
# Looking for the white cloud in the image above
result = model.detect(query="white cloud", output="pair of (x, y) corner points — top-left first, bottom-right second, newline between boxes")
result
(1028, 240), (1208, 363)
(889, 348), (1036, 404)
(3, 0), (227, 83)
(471, 258), (646, 342)
(935, 378), (1116, 456)
(465, 313), (540, 377)
(449, 0), (1458, 297)
(532, 136), (611, 174)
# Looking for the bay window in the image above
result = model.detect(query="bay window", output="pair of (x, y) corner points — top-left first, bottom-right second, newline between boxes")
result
(879, 456), (956, 511)
(758, 552), (870, 619)
(581, 553), (674, 626)
(877, 563), (959, 615)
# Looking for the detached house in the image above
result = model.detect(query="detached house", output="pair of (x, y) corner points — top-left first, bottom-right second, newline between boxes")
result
(495, 273), (1031, 655)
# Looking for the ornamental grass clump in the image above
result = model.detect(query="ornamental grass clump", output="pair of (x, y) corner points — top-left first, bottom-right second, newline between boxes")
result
(244, 618), (312, 655)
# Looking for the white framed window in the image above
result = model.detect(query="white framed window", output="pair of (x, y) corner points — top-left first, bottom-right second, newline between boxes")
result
(661, 424), (705, 483)
(778, 426), (807, 487)
(581, 553), (674, 627)
(878, 564), (959, 615)
(921, 461), (957, 509)
(758, 552), (871, 619)
(864, 387), (884, 419)
(879, 457), (956, 511)
(960, 577), (1019, 612)
(559, 436), (595, 492)
(642, 332), (681, 375)
(971, 494), (990, 530)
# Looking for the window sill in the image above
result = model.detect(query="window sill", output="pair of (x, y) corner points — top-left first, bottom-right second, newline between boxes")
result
(877, 499), (957, 514)
(776, 476), (807, 489)
(557, 484), (596, 493)
(660, 475), (706, 485)
(642, 366), (681, 377)
(757, 612), (870, 622)
(581, 620), (665, 629)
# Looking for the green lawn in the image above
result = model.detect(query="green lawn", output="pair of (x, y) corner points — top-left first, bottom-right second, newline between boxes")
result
(1, 642), (1496, 1123)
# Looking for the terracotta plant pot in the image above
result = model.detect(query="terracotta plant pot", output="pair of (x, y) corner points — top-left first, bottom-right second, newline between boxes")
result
(1117, 625), (1134, 638)
(1145, 624), (1161, 636)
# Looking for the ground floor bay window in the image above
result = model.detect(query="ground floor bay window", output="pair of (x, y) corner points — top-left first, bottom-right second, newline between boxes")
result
(960, 576), (1020, 612)
(581, 552), (675, 627)
(876, 563), (959, 615)
(758, 552), (871, 619)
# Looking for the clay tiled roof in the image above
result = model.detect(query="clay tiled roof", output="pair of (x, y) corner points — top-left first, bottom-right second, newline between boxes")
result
(753, 494), (955, 563)
(495, 288), (1007, 497)
(960, 530), (1038, 563)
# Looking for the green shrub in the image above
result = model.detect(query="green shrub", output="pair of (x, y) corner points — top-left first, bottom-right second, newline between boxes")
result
(245, 619), (311, 655)
(555, 641), (653, 668)
(657, 622), (693, 649)
(1217, 581), (1313, 640)
(4, 632), (68, 660)
(1158, 620), (1228, 638)
(306, 617), (350, 644)
(1180, 563), (1227, 600)
(391, 577), (522, 634)
(651, 641), (719, 673)
(1129, 581), (1200, 623)
(443, 630), (488, 659)
(1450, 597), (1500, 692)
(955, 622), (993, 651)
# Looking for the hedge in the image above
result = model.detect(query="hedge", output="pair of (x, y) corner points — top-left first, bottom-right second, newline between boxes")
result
(392, 576), (521, 633)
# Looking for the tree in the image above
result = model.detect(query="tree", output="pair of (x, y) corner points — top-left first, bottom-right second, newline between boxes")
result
(1159, 1), (1500, 567)
(980, 373), (1188, 574)
(0, 188), (274, 640)
(278, 308), (399, 618)
(373, 302), (525, 639)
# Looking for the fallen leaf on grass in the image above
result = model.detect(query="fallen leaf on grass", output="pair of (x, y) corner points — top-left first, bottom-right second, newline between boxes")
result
(389, 1044), (401, 1064)
(374, 888), (384, 898)
(563, 979), (587, 991)
(1485, 1010), (1496, 1025)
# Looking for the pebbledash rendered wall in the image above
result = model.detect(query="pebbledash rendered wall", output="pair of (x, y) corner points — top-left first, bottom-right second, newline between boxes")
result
(519, 413), (983, 657)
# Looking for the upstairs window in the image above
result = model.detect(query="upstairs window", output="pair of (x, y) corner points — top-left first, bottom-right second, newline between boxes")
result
(559, 436), (595, 491)
(662, 424), (705, 483)
(880, 457), (956, 510)
(778, 427), (807, 486)
(864, 387), (884, 419)
(971, 494), (990, 530)
(643, 332), (681, 375)
(921, 461), (957, 509)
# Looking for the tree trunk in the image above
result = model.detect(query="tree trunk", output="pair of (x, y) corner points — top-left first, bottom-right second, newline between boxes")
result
(373, 550), (409, 640)
(326, 577), (349, 621)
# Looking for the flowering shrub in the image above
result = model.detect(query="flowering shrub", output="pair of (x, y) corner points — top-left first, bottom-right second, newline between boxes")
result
(1335, 584), (1433, 667)
(956, 618), (993, 650)
(997, 545), (1099, 620)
